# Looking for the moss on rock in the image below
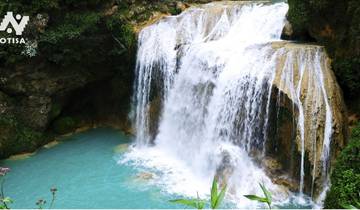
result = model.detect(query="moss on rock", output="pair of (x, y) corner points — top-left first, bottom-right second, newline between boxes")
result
(0, 116), (45, 158)
(53, 116), (79, 134)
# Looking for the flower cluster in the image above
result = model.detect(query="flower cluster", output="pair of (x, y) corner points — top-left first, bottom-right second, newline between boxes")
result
(36, 199), (46, 206)
(50, 187), (57, 195)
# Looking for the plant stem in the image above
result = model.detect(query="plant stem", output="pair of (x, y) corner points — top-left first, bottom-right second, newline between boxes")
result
(49, 193), (56, 209)
(0, 178), (8, 209)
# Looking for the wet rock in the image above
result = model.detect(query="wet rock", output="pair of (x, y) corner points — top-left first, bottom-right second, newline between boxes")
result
(273, 176), (299, 192)
(43, 140), (60, 149)
(262, 157), (283, 173)
(176, 2), (189, 12)
(149, 96), (162, 144)
(215, 151), (234, 188)
(17, 95), (52, 131)
(268, 42), (348, 197)
(280, 20), (294, 40)
(104, 5), (118, 16)
(113, 144), (129, 153)
(136, 172), (154, 180)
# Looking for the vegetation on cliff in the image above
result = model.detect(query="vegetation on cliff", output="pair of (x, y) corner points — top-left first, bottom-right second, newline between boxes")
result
(0, 0), (137, 158)
(287, 1), (359, 206)
(287, 0), (360, 99)
(324, 122), (360, 209)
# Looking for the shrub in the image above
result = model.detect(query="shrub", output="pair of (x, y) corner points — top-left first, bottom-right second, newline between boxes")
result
(324, 123), (360, 208)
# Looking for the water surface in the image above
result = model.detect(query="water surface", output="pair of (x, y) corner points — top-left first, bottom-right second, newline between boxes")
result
(1, 128), (178, 209)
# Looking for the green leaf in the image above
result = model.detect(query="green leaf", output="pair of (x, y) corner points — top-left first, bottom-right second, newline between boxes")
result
(355, 200), (360, 208)
(2, 197), (13, 204)
(259, 183), (272, 209)
(244, 195), (268, 203)
(341, 204), (359, 209)
(259, 183), (272, 206)
(170, 198), (205, 209)
(196, 192), (205, 210)
(210, 178), (218, 208)
(213, 184), (227, 209)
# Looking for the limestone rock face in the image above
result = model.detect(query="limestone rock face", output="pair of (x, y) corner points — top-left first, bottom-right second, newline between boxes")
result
(0, 65), (95, 131)
(267, 41), (348, 197)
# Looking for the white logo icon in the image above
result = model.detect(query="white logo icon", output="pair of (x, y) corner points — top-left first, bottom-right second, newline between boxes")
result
(0, 12), (29, 36)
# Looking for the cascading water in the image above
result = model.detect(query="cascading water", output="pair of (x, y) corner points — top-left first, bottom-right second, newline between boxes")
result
(127, 1), (341, 208)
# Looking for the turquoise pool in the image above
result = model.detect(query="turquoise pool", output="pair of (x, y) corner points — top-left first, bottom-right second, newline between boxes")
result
(0, 128), (314, 209)
(0, 128), (180, 209)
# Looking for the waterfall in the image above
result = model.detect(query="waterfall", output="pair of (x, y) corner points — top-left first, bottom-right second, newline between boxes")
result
(130, 1), (337, 207)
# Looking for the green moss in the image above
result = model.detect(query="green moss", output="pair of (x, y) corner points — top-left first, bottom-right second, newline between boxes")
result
(332, 57), (360, 96)
(53, 117), (78, 134)
(287, 0), (310, 33)
(168, 6), (181, 15)
(49, 103), (62, 121)
(324, 122), (360, 208)
(105, 15), (136, 50)
(40, 12), (102, 44)
(0, 116), (45, 158)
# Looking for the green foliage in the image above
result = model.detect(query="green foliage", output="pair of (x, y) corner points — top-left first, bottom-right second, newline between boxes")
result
(210, 177), (227, 209)
(0, 168), (12, 209)
(168, 7), (181, 16)
(287, 0), (309, 33)
(0, 0), (58, 16)
(36, 187), (57, 210)
(38, 11), (104, 65)
(119, 24), (136, 49)
(170, 177), (227, 209)
(61, 0), (102, 8)
(324, 123), (360, 208)
(333, 57), (360, 97)
(40, 12), (101, 44)
(244, 183), (272, 209)
(105, 14), (135, 51)
(342, 203), (360, 209)
(170, 193), (205, 210)
(0, 0), (136, 67)
(0, 40), (29, 67)
(0, 197), (13, 209)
